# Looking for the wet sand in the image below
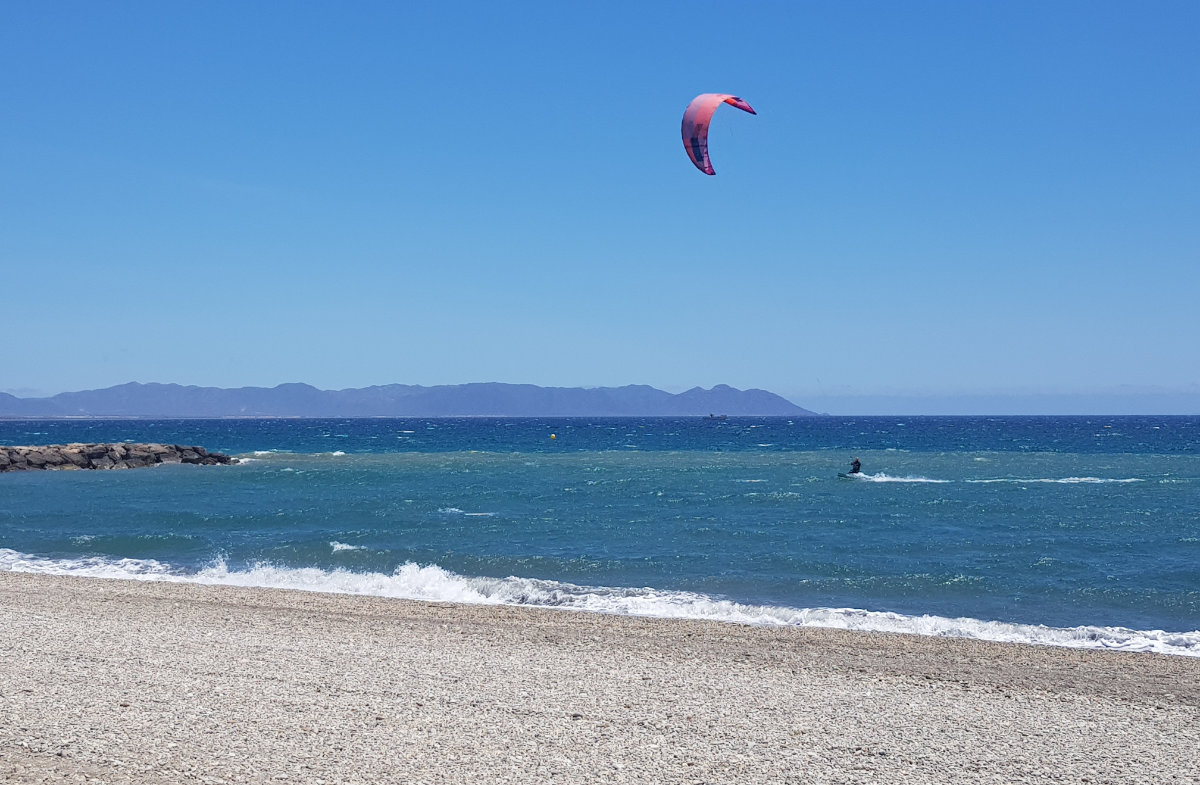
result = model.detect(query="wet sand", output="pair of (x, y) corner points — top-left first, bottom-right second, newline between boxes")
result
(2, 571), (1198, 784)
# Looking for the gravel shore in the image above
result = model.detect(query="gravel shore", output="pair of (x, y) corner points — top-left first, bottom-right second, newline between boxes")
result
(3, 571), (1198, 784)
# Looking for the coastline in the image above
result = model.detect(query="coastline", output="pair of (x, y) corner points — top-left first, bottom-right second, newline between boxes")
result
(3, 572), (1198, 783)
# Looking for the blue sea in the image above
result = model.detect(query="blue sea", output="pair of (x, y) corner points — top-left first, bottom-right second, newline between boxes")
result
(3, 416), (1198, 656)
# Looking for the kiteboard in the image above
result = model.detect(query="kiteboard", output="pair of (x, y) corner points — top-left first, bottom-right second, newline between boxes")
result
(838, 472), (865, 480)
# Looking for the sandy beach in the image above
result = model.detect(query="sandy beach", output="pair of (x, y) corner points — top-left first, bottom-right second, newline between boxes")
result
(2, 571), (1197, 784)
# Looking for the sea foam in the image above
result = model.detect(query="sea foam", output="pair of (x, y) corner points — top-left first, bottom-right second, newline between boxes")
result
(3, 548), (1197, 658)
(966, 477), (1144, 484)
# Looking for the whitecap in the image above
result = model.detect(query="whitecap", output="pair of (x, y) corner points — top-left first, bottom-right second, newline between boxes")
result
(966, 477), (1144, 485)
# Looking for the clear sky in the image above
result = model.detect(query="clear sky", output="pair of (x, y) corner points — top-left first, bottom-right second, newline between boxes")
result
(3, 1), (1197, 414)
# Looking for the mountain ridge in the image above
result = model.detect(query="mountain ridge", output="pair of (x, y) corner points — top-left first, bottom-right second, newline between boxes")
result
(0, 382), (815, 418)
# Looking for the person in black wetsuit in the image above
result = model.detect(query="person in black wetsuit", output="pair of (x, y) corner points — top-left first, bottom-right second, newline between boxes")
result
(849, 457), (861, 474)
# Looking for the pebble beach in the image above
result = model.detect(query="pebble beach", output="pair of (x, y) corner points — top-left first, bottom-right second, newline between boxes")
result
(3, 571), (1198, 784)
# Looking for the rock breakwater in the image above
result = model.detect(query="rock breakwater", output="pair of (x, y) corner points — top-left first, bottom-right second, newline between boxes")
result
(0, 443), (235, 472)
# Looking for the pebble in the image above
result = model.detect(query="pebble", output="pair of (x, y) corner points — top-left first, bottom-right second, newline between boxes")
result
(2, 571), (1198, 784)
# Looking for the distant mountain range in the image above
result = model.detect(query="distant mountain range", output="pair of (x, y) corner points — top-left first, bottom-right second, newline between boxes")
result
(0, 382), (816, 418)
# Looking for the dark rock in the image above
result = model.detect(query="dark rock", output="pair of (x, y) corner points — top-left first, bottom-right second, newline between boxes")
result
(0, 444), (236, 472)
(62, 448), (90, 468)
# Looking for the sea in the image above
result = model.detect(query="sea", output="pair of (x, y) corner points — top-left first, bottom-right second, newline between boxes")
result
(2, 416), (1198, 657)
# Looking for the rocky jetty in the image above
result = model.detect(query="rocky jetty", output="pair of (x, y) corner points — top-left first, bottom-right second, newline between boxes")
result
(0, 443), (236, 472)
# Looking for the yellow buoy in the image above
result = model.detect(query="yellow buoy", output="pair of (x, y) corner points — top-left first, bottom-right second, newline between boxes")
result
(550, 434), (557, 440)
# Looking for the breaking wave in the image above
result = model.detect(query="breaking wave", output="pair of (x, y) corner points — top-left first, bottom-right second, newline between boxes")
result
(3, 548), (1196, 658)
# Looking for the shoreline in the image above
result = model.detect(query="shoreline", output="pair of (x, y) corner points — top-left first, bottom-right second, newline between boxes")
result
(3, 571), (1198, 783)
(5, 548), (1195, 658)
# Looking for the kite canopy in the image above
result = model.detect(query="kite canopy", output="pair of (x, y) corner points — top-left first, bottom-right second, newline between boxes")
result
(681, 93), (756, 175)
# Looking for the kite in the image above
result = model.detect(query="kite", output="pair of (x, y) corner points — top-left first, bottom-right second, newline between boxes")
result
(681, 93), (756, 175)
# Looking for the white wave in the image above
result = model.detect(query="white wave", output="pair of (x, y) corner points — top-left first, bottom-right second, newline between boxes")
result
(857, 473), (951, 484)
(437, 508), (495, 517)
(966, 477), (1144, 485)
(330, 541), (366, 552)
(1, 548), (182, 580)
(3, 548), (1196, 658)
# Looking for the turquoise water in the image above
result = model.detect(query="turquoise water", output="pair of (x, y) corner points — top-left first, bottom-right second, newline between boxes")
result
(2, 416), (1198, 655)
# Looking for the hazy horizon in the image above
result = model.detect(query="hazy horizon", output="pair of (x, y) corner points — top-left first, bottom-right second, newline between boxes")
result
(4, 380), (1198, 417)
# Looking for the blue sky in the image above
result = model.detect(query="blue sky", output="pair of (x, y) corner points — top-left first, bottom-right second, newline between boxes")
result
(3, 1), (1197, 414)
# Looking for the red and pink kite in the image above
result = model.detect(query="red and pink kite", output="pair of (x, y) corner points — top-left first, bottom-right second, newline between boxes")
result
(681, 93), (757, 175)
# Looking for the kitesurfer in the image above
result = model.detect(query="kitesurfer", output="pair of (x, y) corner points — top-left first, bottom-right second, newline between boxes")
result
(849, 457), (861, 474)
